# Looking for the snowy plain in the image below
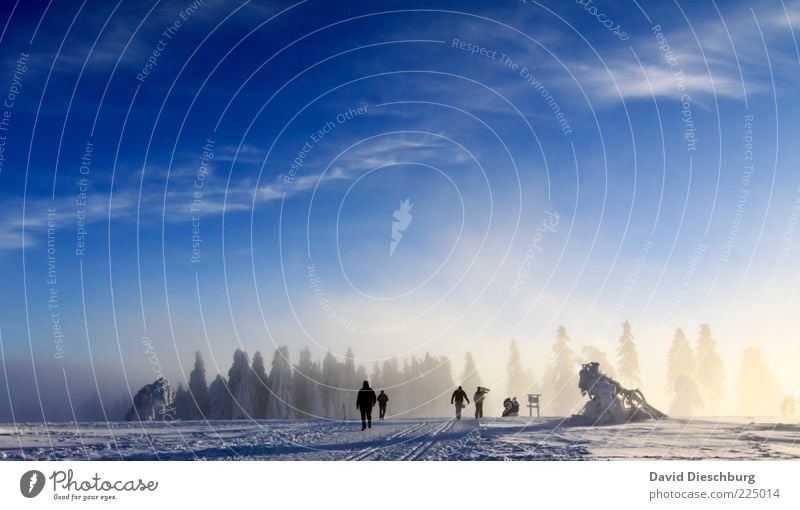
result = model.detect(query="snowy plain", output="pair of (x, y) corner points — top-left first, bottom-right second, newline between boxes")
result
(0, 417), (798, 461)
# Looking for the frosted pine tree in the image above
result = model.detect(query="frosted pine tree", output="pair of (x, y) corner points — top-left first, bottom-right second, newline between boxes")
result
(666, 328), (702, 415)
(188, 351), (209, 419)
(206, 375), (232, 420)
(321, 350), (342, 418)
(124, 378), (175, 422)
(695, 324), (724, 413)
(462, 352), (482, 391)
(174, 383), (192, 420)
(666, 328), (695, 390)
(228, 349), (253, 419)
(543, 327), (580, 416)
(616, 320), (641, 387)
(267, 346), (294, 418)
(251, 351), (269, 419)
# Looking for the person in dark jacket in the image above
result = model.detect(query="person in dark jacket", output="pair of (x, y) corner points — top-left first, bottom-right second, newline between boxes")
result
(356, 380), (377, 430)
(473, 387), (488, 419)
(450, 386), (470, 420)
(377, 390), (389, 420)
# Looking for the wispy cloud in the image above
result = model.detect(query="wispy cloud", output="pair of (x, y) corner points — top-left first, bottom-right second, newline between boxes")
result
(0, 133), (464, 250)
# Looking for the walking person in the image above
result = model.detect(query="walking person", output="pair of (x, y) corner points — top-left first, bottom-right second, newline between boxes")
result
(356, 380), (377, 430)
(474, 387), (489, 419)
(450, 385), (470, 420)
(377, 390), (389, 420)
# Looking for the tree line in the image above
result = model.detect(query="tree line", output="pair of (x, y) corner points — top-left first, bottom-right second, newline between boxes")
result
(126, 321), (786, 420)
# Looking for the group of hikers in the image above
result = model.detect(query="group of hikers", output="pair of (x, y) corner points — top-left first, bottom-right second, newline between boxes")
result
(355, 381), (518, 430)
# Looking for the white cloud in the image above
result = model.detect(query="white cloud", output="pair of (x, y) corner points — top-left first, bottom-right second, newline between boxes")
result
(0, 133), (464, 250)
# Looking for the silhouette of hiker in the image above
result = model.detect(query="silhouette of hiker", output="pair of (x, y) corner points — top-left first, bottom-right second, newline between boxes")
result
(356, 380), (377, 430)
(450, 386), (470, 420)
(377, 390), (389, 420)
(474, 387), (488, 419)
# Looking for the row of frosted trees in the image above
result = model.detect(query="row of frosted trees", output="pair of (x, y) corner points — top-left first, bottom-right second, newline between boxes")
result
(161, 321), (783, 421)
(165, 322), (642, 421)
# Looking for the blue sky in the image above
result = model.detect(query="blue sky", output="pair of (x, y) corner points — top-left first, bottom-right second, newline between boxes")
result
(1, 0), (799, 415)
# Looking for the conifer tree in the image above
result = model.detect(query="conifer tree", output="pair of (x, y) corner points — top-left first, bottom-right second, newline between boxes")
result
(321, 350), (342, 418)
(666, 328), (702, 416)
(251, 351), (269, 419)
(695, 324), (724, 413)
(188, 351), (209, 419)
(267, 346), (294, 419)
(543, 327), (579, 415)
(666, 328), (695, 391)
(173, 383), (192, 420)
(293, 347), (323, 418)
(228, 349), (253, 419)
(207, 375), (232, 420)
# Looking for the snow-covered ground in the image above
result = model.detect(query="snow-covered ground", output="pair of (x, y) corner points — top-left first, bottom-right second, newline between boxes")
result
(1, 417), (798, 460)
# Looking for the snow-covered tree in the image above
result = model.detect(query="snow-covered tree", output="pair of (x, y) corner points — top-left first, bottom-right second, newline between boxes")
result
(293, 347), (323, 418)
(666, 328), (695, 391)
(543, 327), (580, 415)
(507, 339), (530, 399)
(581, 345), (616, 379)
(174, 383), (193, 420)
(321, 350), (342, 418)
(737, 347), (782, 415)
(267, 346), (294, 419)
(616, 320), (640, 387)
(251, 351), (269, 419)
(462, 352), (482, 390)
(188, 351), (208, 419)
(695, 324), (724, 413)
(124, 377), (175, 422)
(666, 328), (702, 416)
(207, 375), (232, 420)
(228, 349), (253, 419)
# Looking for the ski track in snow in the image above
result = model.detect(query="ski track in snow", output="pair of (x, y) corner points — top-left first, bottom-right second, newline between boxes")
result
(0, 417), (798, 460)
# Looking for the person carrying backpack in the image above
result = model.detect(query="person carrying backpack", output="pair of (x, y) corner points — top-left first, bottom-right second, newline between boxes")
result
(450, 386), (470, 420)
(377, 390), (389, 420)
